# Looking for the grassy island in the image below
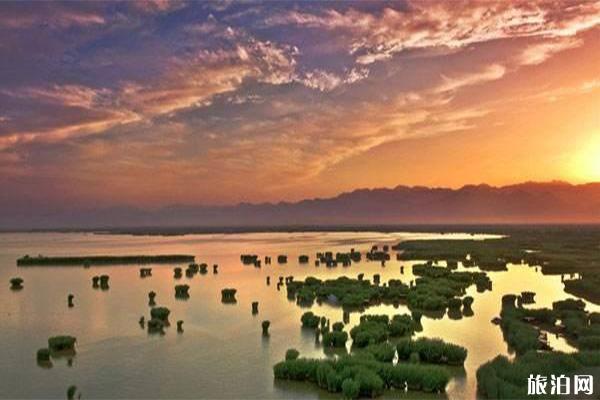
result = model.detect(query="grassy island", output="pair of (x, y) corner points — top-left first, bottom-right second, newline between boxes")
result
(273, 352), (451, 397)
(17, 254), (195, 266)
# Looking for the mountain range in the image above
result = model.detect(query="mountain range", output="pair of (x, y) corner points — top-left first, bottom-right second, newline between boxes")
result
(2, 181), (600, 230)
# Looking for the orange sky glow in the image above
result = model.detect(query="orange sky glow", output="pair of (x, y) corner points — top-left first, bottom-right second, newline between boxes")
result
(0, 1), (598, 211)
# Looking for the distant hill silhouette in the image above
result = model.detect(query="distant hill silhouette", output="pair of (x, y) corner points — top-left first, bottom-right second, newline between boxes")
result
(2, 181), (600, 230)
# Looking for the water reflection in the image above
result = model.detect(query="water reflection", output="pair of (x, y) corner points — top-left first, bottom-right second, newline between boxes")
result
(0, 231), (596, 399)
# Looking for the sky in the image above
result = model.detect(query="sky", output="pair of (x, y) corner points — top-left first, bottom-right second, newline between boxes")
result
(0, 0), (599, 212)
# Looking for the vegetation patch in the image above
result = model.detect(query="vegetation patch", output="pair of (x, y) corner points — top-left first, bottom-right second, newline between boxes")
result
(9, 277), (23, 290)
(17, 254), (194, 266)
(273, 352), (451, 397)
(477, 350), (600, 399)
(396, 337), (467, 365)
(48, 336), (76, 353)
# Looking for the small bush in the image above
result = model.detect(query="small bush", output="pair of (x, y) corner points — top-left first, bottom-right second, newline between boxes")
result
(322, 331), (348, 348)
(67, 385), (77, 400)
(10, 277), (24, 289)
(332, 322), (345, 332)
(262, 320), (270, 335)
(301, 311), (321, 328)
(463, 296), (474, 308)
(37, 348), (51, 362)
(175, 284), (190, 298)
(48, 336), (76, 352)
(448, 297), (462, 309)
(150, 306), (170, 321)
(365, 343), (396, 362)
(285, 348), (300, 360)
(341, 378), (360, 399)
(221, 288), (237, 303)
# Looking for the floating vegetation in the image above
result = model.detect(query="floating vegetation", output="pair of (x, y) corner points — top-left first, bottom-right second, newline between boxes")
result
(497, 293), (600, 354)
(99, 275), (109, 290)
(150, 307), (170, 322)
(139, 268), (152, 278)
(36, 348), (51, 367)
(520, 291), (535, 304)
(477, 351), (600, 399)
(564, 272), (600, 304)
(148, 291), (156, 306)
(48, 336), (76, 353)
(147, 318), (165, 334)
(17, 254), (194, 266)
(262, 320), (270, 336)
(174, 284), (190, 299)
(285, 348), (300, 361)
(10, 277), (23, 290)
(322, 331), (348, 348)
(273, 352), (451, 397)
(366, 250), (390, 262)
(301, 311), (321, 329)
(221, 288), (237, 303)
(173, 267), (182, 279)
(186, 263), (199, 276)
(241, 254), (259, 265)
(67, 385), (78, 400)
(199, 263), (208, 274)
(315, 250), (360, 267)
(350, 314), (417, 348)
(397, 337), (467, 365)
(284, 266), (489, 313)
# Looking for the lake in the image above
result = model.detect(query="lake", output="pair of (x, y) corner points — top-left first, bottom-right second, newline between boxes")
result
(1, 231), (597, 399)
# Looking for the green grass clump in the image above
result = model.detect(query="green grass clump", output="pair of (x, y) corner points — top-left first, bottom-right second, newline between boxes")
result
(273, 353), (450, 396)
(285, 348), (300, 360)
(48, 336), (76, 352)
(396, 337), (467, 365)
(262, 320), (270, 336)
(301, 311), (321, 328)
(240, 254), (258, 265)
(150, 306), (170, 321)
(174, 284), (190, 298)
(17, 254), (194, 266)
(341, 378), (360, 399)
(322, 331), (348, 348)
(476, 351), (594, 399)
(36, 348), (51, 362)
(67, 385), (77, 400)
(332, 322), (345, 332)
(10, 277), (24, 290)
(221, 288), (237, 303)
(364, 343), (396, 362)
(350, 313), (418, 348)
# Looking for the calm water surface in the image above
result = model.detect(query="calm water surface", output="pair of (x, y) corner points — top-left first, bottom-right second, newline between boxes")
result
(1, 232), (597, 399)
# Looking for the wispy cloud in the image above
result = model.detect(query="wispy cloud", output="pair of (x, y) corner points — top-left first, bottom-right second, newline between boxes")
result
(1, 1), (598, 207)
(268, 1), (600, 65)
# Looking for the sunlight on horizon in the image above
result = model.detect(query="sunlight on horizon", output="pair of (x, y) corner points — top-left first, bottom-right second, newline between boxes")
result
(570, 134), (600, 182)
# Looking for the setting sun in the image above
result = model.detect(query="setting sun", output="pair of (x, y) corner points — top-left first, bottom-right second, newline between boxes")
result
(570, 134), (600, 182)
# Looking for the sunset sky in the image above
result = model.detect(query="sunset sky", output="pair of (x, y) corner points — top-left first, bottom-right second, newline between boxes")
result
(0, 0), (599, 212)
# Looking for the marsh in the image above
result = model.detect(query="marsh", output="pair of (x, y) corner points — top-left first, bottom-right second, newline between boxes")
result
(1, 230), (598, 398)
